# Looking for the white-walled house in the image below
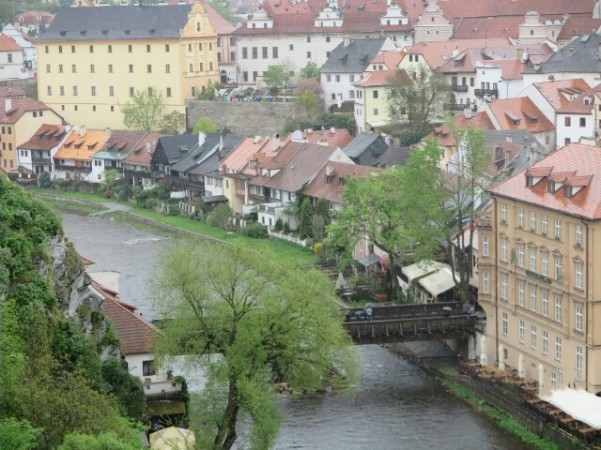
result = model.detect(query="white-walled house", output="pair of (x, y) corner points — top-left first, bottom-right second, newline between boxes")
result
(17, 124), (72, 176)
(2, 24), (36, 78)
(0, 34), (27, 81)
(555, 92), (596, 147)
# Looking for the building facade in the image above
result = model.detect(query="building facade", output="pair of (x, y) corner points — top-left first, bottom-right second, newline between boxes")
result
(479, 142), (601, 395)
(35, 3), (219, 130)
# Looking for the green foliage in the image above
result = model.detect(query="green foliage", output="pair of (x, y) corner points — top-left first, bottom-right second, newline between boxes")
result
(57, 430), (145, 450)
(101, 358), (146, 420)
(0, 418), (43, 450)
(399, 129), (431, 146)
(300, 113), (357, 136)
(193, 117), (217, 134)
(206, 0), (237, 24)
(98, 169), (121, 198)
(153, 242), (358, 450)
(121, 87), (164, 131)
(298, 197), (314, 239)
(204, 203), (232, 228)
(159, 111), (186, 134)
(242, 222), (267, 238)
(274, 218), (284, 232)
(298, 62), (321, 81)
(263, 64), (294, 95)
(38, 172), (52, 189)
(0, 0), (15, 27)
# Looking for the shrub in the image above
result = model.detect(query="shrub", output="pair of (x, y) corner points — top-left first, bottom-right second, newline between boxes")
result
(283, 222), (290, 233)
(242, 222), (267, 238)
(274, 218), (284, 232)
(38, 172), (52, 189)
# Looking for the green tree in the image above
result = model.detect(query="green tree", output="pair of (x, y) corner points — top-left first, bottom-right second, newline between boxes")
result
(101, 358), (146, 420)
(121, 87), (164, 131)
(0, 0), (15, 26)
(294, 79), (322, 118)
(386, 67), (451, 134)
(159, 111), (186, 134)
(263, 64), (294, 95)
(205, 203), (232, 228)
(193, 117), (217, 134)
(298, 62), (321, 81)
(300, 113), (357, 136)
(153, 242), (358, 450)
(327, 142), (446, 292)
(298, 197), (314, 239)
(0, 418), (42, 450)
(57, 431), (144, 450)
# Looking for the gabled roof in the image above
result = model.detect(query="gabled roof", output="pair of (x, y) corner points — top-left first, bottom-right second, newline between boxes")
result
(220, 136), (270, 172)
(121, 132), (162, 168)
(0, 86), (26, 98)
(525, 33), (601, 74)
(303, 161), (376, 204)
(0, 97), (55, 124)
(439, 0), (596, 19)
(532, 78), (591, 111)
(342, 132), (389, 165)
(322, 38), (387, 74)
(18, 124), (71, 151)
(374, 146), (410, 167)
(37, 5), (192, 42)
(96, 281), (158, 355)
(156, 134), (201, 165)
(486, 97), (554, 133)
(405, 38), (511, 69)
(556, 90), (596, 115)
(252, 141), (336, 192)
(354, 67), (407, 87)
(203, 1), (236, 34)
(54, 128), (109, 161)
(453, 111), (495, 130)
(558, 17), (601, 41)
(170, 133), (244, 175)
(450, 16), (523, 40)
(12, 10), (54, 25)
(488, 143), (601, 219)
(0, 34), (21, 51)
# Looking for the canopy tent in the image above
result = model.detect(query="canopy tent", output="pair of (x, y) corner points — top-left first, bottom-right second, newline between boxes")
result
(417, 266), (457, 298)
(541, 388), (601, 429)
(149, 426), (196, 450)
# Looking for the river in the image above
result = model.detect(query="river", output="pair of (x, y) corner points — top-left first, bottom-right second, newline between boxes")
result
(61, 211), (526, 450)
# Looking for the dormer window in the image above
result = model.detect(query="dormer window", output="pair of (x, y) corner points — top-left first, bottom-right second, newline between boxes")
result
(564, 185), (573, 198)
(526, 175), (533, 187)
(338, 177), (346, 186)
(547, 179), (555, 193)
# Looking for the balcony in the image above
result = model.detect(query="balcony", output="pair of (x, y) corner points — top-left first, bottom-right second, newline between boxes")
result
(474, 88), (498, 99)
(54, 163), (92, 173)
(32, 156), (51, 164)
(452, 84), (469, 93)
(444, 103), (477, 112)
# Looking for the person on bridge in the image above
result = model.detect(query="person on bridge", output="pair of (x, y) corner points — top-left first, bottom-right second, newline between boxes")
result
(365, 306), (373, 321)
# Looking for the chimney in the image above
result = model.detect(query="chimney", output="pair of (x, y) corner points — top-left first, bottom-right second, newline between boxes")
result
(506, 136), (512, 143)
(516, 48), (524, 62)
(79, 125), (86, 137)
(104, 127), (111, 140)
(4, 98), (11, 111)
(219, 134), (224, 151)
(344, 36), (351, 47)
(271, 133), (281, 151)
(198, 131), (206, 147)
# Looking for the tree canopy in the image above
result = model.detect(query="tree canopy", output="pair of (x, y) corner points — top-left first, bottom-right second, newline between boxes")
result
(121, 87), (164, 131)
(263, 64), (294, 95)
(386, 67), (450, 134)
(153, 241), (358, 450)
(193, 117), (217, 134)
(298, 62), (321, 81)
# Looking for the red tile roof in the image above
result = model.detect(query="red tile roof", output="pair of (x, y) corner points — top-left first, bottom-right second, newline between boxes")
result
(405, 38), (511, 69)
(453, 111), (495, 130)
(0, 86), (26, 98)
(0, 34), (21, 52)
(489, 143), (601, 219)
(532, 79), (591, 111)
(289, 128), (354, 147)
(555, 91), (595, 115)
(204, 1), (236, 34)
(486, 97), (554, 133)
(122, 132), (162, 168)
(221, 136), (270, 172)
(12, 10), (54, 26)
(303, 161), (376, 203)
(0, 97), (55, 125)
(450, 16), (523, 40)
(96, 281), (158, 355)
(54, 129), (108, 161)
(558, 17), (601, 41)
(18, 123), (70, 151)
(438, 0), (596, 19)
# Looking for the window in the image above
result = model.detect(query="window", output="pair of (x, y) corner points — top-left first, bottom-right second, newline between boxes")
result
(47, 86), (52, 96)
(166, 87), (172, 97)
(92, 105), (96, 112)
(530, 325), (537, 349)
(108, 64), (113, 73)
(576, 224), (583, 247)
(146, 44), (151, 53)
(252, 47), (257, 59)
(242, 47), (248, 59)
(529, 285), (536, 312)
(575, 303), (583, 331)
(541, 290), (548, 317)
(554, 255), (562, 281)
(518, 243), (525, 267)
(147, 64), (152, 73)
(555, 336), (562, 361)
(542, 330), (549, 354)
(91, 86), (96, 96)
(45, 46), (48, 53)
(71, 64), (76, 73)
(335, 75), (340, 82)
(530, 211), (536, 231)
(46, 64), (50, 73)
(565, 117), (571, 127)
(129, 87), (134, 97)
(501, 274), (508, 300)
(108, 44), (112, 53)
(109, 86), (114, 96)
(518, 208), (524, 228)
(165, 64), (170, 73)
(575, 262), (583, 289)
(541, 251), (548, 276)
(529, 247), (536, 271)
(59, 64), (63, 73)
(502, 312), (508, 335)
(90, 64), (95, 73)
(576, 346), (582, 381)
(373, 90), (379, 99)
(129, 64), (134, 73)
(482, 236), (489, 257)
(580, 117), (586, 127)
(59, 45), (62, 53)
(253, 71), (258, 81)
(89, 45), (94, 53)
(501, 204), (507, 223)
(518, 281), (525, 307)
(550, 371), (556, 390)
(142, 360), (155, 376)
(501, 238), (508, 262)
(60, 86), (64, 96)
(273, 47), (278, 58)
(554, 218), (562, 239)
(289, 44), (293, 51)
(242, 71), (248, 82)
(554, 296), (562, 322)
(541, 215), (548, 235)
(374, 108), (379, 116)
(73, 86), (78, 96)
(519, 319), (525, 344)
(262, 46), (268, 58)
(482, 271), (489, 294)
(189, 63), (193, 72)
(307, 51), (311, 58)
(188, 43), (192, 52)
(165, 44), (170, 52)
(307, 36), (311, 42)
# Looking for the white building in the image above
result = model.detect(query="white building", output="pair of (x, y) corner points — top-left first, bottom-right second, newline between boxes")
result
(2, 25), (36, 77)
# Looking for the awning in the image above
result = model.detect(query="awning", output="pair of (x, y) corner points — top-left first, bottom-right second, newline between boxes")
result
(149, 426), (195, 450)
(357, 253), (380, 267)
(402, 261), (446, 282)
(201, 195), (228, 203)
(542, 388), (601, 429)
(418, 267), (457, 298)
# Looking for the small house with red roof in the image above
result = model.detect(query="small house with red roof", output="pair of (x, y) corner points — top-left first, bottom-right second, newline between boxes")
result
(0, 33), (28, 81)
(53, 127), (109, 182)
(17, 123), (73, 177)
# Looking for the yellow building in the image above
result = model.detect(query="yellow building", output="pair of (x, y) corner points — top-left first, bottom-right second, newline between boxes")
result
(479, 142), (601, 395)
(36, 2), (218, 130)
(0, 97), (63, 173)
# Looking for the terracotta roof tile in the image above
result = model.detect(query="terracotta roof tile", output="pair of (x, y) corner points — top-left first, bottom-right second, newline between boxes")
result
(291, 128), (353, 147)
(0, 97), (55, 124)
(221, 136), (270, 172)
(303, 161), (376, 203)
(406, 38), (511, 69)
(486, 97), (554, 133)
(439, 0), (596, 19)
(121, 132), (162, 168)
(557, 17), (601, 40)
(489, 143), (601, 219)
(203, 1), (236, 34)
(450, 16), (522, 40)
(0, 34), (21, 51)
(533, 79), (591, 111)
(54, 129), (108, 161)
(18, 123), (70, 151)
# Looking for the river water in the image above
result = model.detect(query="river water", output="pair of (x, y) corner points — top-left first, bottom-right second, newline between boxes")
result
(61, 212), (526, 450)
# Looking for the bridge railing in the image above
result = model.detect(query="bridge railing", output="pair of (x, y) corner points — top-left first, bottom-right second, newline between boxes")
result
(344, 301), (463, 320)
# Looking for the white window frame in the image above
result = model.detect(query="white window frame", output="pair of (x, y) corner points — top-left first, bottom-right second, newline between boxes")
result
(529, 285), (536, 312)
(541, 251), (548, 276)
(482, 271), (489, 294)
(541, 215), (548, 235)
(501, 204), (507, 223)
(554, 218), (562, 239)
(518, 243), (525, 268)
(542, 330), (549, 354)
(555, 296), (562, 322)
(501, 238), (508, 262)
(554, 256), (562, 281)
(576, 346), (582, 381)
(501, 274), (508, 300)
(530, 211), (536, 231)
(575, 262), (583, 289)
(502, 312), (508, 335)
(555, 336), (562, 361)
(518, 208), (525, 228)
(576, 224), (583, 247)
(575, 303), (583, 331)
(530, 325), (536, 349)
(529, 247), (536, 271)
(518, 281), (525, 307)
(482, 236), (489, 257)
(541, 290), (548, 317)
(519, 319), (525, 344)
(551, 371), (556, 390)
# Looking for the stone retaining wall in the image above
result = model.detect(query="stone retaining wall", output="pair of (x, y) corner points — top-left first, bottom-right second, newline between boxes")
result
(186, 100), (308, 136)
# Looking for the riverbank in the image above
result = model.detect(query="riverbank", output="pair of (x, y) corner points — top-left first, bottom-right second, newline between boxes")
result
(387, 342), (582, 450)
